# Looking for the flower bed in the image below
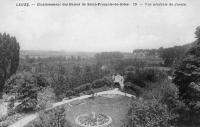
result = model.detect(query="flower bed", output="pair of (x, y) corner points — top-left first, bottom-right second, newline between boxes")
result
(76, 113), (112, 127)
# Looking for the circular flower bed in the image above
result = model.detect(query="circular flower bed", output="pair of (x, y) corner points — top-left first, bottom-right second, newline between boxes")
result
(75, 112), (112, 127)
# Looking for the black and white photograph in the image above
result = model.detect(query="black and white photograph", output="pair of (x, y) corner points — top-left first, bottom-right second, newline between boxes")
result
(0, 0), (200, 127)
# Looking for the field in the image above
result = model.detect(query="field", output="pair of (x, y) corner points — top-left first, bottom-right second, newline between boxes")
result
(63, 95), (132, 127)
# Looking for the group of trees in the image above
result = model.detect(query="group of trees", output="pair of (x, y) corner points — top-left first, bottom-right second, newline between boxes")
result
(0, 26), (200, 126)
(159, 45), (190, 67)
(122, 26), (200, 127)
(132, 42), (192, 67)
(50, 64), (111, 100)
(4, 72), (49, 112)
(172, 26), (200, 124)
(0, 33), (20, 98)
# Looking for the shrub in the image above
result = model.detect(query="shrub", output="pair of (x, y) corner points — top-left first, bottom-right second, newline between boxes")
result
(172, 28), (200, 125)
(50, 71), (73, 100)
(125, 68), (167, 88)
(4, 72), (48, 113)
(92, 77), (112, 89)
(125, 71), (146, 87)
(140, 79), (187, 125)
(143, 68), (167, 82)
(173, 39), (200, 104)
(74, 83), (92, 94)
(125, 98), (177, 127)
(15, 78), (38, 113)
(36, 87), (56, 110)
(26, 106), (71, 127)
(124, 66), (135, 72)
(7, 97), (15, 116)
(102, 77), (113, 87)
(124, 82), (143, 96)
(92, 79), (106, 88)
(65, 90), (75, 97)
(15, 98), (37, 113)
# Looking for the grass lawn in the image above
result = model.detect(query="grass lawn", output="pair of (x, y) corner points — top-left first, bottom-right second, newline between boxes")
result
(64, 95), (132, 127)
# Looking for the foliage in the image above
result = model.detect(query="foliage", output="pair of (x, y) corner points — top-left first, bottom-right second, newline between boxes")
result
(124, 82), (143, 96)
(74, 83), (92, 94)
(92, 77), (112, 89)
(65, 90), (75, 97)
(95, 52), (124, 62)
(0, 113), (24, 127)
(4, 72), (48, 113)
(125, 68), (167, 88)
(123, 79), (187, 127)
(112, 59), (146, 73)
(7, 97), (15, 116)
(0, 33), (20, 98)
(4, 72), (49, 95)
(51, 72), (71, 100)
(67, 77), (112, 97)
(49, 63), (107, 100)
(195, 26), (200, 39)
(173, 26), (200, 108)
(159, 46), (187, 66)
(36, 87), (56, 110)
(125, 98), (176, 127)
(142, 79), (183, 112)
(26, 106), (71, 127)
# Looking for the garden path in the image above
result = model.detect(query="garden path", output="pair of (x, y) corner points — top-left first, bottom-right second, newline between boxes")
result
(9, 88), (135, 127)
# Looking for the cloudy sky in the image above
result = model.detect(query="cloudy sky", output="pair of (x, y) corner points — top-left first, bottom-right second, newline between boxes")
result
(0, 0), (200, 52)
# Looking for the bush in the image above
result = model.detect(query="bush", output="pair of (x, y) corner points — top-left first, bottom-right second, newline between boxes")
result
(125, 68), (167, 88)
(4, 72), (48, 113)
(74, 83), (92, 94)
(140, 79), (187, 126)
(65, 90), (75, 97)
(143, 68), (167, 82)
(92, 79), (106, 88)
(125, 71), (146, 87)
(7, 97), (15, 116)
(92, 77), (112, 89)
(125, 98), (177, 127)
(15, 98), (37, 113)
(62, 76), (112, 99)
(124, 82), (143, 96)
(26, 106), (71, 127)
(102, 77), (113, 87)
(15, 80), (38, 113)
(37, 87), (56, 110)
(172, 28), (200, 122)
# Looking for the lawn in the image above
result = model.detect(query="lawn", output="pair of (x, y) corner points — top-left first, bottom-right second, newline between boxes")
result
(64, 95), (132, 127)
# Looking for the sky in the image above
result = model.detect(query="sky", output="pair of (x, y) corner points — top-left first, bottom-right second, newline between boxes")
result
(0, 0), (200, 52)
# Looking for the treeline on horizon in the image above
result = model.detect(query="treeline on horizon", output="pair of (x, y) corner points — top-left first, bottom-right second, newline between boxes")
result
(20, 40), (194, 68)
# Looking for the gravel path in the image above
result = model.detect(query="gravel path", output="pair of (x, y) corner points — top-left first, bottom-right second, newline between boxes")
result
(0, 102), (8, 118)
(9, 88), (135, 127)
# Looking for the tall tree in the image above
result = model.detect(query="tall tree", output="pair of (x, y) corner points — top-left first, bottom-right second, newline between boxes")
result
(0, 33), (20, 98)
(159, 46), (188, 66)
(173, 26), (200, 107)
